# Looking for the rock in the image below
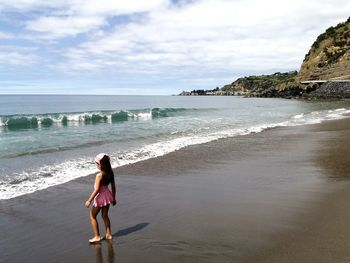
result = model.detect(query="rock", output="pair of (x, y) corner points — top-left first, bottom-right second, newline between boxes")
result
(307, 82), (350, 99)
(257, 87), (278, 97)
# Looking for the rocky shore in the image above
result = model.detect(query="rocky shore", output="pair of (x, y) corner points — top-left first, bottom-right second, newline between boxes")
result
(180, 81), (350, 100)
(253, 81), (350, 100)
(304, 81), (350, 99)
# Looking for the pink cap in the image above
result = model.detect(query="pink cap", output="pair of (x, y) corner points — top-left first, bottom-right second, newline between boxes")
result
(95, 153), (107, 165)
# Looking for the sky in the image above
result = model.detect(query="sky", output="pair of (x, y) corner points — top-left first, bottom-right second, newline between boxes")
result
(0, 0), (349, 95)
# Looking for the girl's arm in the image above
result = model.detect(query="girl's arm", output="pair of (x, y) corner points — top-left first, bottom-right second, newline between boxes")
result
(111, 176), (117, 205)
(85, 173), (102, 208)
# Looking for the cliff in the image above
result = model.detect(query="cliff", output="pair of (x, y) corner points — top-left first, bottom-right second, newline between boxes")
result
(221, 17), (350, 99)
(297, 17), (350, 81)
(180, 17), (350, 99)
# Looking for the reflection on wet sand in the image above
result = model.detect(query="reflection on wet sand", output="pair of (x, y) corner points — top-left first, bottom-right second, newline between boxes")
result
(312, 118), (350, 178)
(93, 223), (150, 263)
(94, 240), (115, 263)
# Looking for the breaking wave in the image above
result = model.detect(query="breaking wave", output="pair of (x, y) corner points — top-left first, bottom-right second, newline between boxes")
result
(1, 107), (350, 200)
(0, 108), (199, 130)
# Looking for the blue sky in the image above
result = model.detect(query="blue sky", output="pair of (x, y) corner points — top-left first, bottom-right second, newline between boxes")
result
(0, 0), (349, 95)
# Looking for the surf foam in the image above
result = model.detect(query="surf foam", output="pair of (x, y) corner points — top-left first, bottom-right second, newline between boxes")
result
(1, 107), (350, 200)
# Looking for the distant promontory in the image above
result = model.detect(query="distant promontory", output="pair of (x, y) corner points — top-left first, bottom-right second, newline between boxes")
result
(180, 17), (350, 99)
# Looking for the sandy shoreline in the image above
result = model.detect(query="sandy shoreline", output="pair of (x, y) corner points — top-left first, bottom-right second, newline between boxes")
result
(1, 118), (350, 262)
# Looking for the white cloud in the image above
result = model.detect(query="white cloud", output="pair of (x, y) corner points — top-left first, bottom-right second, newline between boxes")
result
(59, 0), (349, 75)
(3, 0), (168, 39)
(67, 0), (167, 16)
(0, 31), (14, 39)
(0, 0), (349, 92)
(0, 51), (39, 65)
(0, 0), (66, 11)
(26, 16), (106, 38)
(0, 0), (166, 13)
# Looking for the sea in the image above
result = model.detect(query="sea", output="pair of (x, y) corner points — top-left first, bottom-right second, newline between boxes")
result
(1, 95), (350, 200)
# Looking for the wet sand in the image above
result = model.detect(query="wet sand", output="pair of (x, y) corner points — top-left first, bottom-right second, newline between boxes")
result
(1, 118), (350, 262)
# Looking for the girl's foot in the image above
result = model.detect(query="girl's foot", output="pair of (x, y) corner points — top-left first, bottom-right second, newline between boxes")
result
(89, 236), (102, 243)
(105, 234), (113, 240)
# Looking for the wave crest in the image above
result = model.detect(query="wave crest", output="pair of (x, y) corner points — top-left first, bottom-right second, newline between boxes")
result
(0, 108), (198, 130)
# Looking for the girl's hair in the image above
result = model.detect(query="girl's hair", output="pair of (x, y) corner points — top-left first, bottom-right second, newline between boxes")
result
(99, 155), (115, 185)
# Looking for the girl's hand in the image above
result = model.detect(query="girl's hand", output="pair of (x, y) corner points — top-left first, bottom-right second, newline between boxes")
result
(112, 199), (117, 206)
(85, 200), (91, 208)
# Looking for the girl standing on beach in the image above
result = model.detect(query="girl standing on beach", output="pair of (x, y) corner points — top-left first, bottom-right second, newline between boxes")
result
(85, 153), (117, 243)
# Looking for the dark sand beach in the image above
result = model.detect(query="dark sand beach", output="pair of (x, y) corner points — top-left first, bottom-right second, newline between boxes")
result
(1, 118), (350, 262)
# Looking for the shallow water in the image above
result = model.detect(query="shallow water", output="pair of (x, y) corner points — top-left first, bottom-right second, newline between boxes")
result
(1, 95), (350, 199)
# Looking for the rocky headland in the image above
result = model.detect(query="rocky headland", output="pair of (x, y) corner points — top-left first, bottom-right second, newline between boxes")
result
(180, 17), (350, 99)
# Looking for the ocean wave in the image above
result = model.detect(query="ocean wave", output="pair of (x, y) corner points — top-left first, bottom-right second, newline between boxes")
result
(2, 140), (107, 159)
(0, 108), (203, 131)
(286, 107), (350, 126)
(0, 127), (261, 200)
(1, 107), (350, 200)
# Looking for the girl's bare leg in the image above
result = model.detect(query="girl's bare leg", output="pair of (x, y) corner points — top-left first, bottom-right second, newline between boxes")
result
(89, 206), (102, 242)
(101, 205), (112, 239)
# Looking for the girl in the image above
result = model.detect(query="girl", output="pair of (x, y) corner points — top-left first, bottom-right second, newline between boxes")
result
(85, 153), (117, 243)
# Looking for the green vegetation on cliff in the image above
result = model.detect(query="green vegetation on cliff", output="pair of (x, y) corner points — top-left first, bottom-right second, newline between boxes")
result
(221, 71), (297, 94)
(297, 17), (350, 81)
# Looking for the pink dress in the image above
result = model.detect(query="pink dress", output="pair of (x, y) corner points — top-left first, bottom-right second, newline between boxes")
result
(93, 184), (114, 208)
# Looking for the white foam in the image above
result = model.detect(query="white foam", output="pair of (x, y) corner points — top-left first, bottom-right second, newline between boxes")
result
(1, 107), (350, 200)
(136, 111), (152, 120)
(287, 108), (350, 126)
(293, 114), (304, 119)
(0, 125), (268, 199)
(67, 113), (83, 122)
